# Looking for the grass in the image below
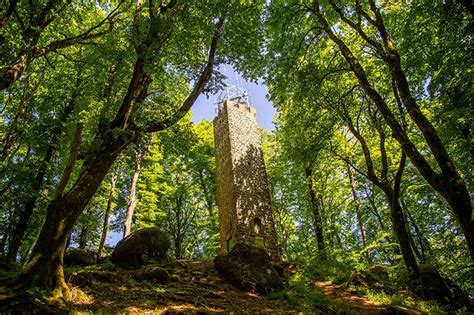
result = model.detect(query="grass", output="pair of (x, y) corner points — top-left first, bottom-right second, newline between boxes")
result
(365, 288), (453, 314)
(267, 271), (350, 313)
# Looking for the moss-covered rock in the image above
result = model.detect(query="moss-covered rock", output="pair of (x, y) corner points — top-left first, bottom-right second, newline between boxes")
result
(111, 227), (171, 268)
(214, 242), (283, 294)
(64, 249), (97, 266)
(68, 270), (130, 288)
(418, 264), (471, 311)
(132, 265), (170, 284)
(346, 266), (390, 292)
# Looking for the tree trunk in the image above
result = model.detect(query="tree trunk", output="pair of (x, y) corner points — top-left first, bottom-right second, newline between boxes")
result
(6, 145), (56, 262)
(78, 224), (89, 250)
(123, 150), (143, 238)
(13, 132), (131, 297)
(0, 54), (28, 90)
(97, 160), (120, 257)
(198, 171), (214, 218)
(6, 86), (79, 261)
(174, 236), (182, 260)
(403, 202), (430, 262)
(305, 168), (325, 251)
(348, 167), (372, 264)
(382, 185), (420, 289)
(52, 122), (83, 200)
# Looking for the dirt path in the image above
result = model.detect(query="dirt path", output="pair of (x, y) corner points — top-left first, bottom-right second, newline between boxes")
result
(314, 280), (386, 314)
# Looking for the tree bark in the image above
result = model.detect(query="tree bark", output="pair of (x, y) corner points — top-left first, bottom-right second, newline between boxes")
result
(78, 208), (93, 250)
(123, 169), (138, 238)
(338, 98), (420, 292)
(123, 142), (147, 238)
(305, 168), (325, 251)
(14, 132), (130, 297)
(348, 166), (372, 264)
(97, 159), (120, 258)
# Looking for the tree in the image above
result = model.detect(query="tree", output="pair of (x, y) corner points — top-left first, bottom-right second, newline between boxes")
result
(123, 137), (150, 238)
(0, 0), (121, 90)
(7, 1), (226, 298)
(308, 0), (473, 259)
(265, 0), (473, 259)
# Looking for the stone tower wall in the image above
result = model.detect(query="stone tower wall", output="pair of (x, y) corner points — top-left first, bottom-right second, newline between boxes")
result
(214, 100), (280, 261)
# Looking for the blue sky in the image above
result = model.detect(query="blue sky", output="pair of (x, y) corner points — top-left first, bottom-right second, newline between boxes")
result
(191, 66), (277, 131)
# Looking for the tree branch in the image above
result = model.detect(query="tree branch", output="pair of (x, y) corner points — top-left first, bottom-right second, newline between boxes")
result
(144, 17), (224, 133)
(0, 0), (20, 28)
(52, 122), (84, 201)
(33, 4), (122, 58)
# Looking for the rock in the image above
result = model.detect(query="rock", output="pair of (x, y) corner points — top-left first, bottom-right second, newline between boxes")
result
(64, 249), (97, 266)
(132, 265), (170, 284)
(111, 227), (171, 268)
(68, 270), (127, 287)
(346, 266), (389, 292)
(214, 242), (284, 294)
(418, 264), (471, 311)
(368, 266), (389, 281)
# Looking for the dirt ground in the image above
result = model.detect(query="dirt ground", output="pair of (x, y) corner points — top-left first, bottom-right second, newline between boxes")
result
(69, 260), (297, 313)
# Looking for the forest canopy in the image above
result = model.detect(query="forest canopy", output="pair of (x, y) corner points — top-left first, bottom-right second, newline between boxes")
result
(0, 0), (472, 312)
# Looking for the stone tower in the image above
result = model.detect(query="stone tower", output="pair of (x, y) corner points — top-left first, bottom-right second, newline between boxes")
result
(213, 99), (280, 261)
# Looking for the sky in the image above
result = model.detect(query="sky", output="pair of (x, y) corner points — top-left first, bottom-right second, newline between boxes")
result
(191, 65), (277, 131)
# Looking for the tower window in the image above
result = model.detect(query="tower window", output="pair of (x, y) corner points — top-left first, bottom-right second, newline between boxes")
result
(253, 217), (262, 235)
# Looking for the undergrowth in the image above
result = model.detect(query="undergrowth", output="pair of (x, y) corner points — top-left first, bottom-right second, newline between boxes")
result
(364, 289), (455, 314)
(268, 270), (349, 313)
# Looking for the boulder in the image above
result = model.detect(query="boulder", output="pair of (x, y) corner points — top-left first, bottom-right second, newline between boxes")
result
(132, 265), (170, 284)
(112, 227), (170, 268)
(68, 270), (129, 287)
(64, 249), (97, 266)
(418, 264), (471, 311)
(214, 242), (283, 294)
(345, 266), (389, 292)
(368, 266), (389, 281)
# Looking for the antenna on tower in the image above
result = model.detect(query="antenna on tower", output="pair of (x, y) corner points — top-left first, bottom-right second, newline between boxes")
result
(215, 83), (252, 113)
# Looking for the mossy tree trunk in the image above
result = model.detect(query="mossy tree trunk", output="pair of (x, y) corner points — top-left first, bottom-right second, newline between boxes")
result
(97, 160), (121, 258)
(14, 132), (130, 297)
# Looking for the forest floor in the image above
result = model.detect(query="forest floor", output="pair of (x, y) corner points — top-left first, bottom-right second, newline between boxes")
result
(68, 259), (297, 313)
(1, 259), (434, 314)
(314, 280), (387, 314)
(67, 259), (413, 314)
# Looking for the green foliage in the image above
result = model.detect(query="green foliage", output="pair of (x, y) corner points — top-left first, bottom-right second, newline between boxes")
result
(267, 276), (349, 313)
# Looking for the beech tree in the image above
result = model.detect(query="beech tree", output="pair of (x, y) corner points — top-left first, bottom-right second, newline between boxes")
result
(265, 0), (473, 259)
(5, 0), (226, 298)
(0, 0), (122, 90)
